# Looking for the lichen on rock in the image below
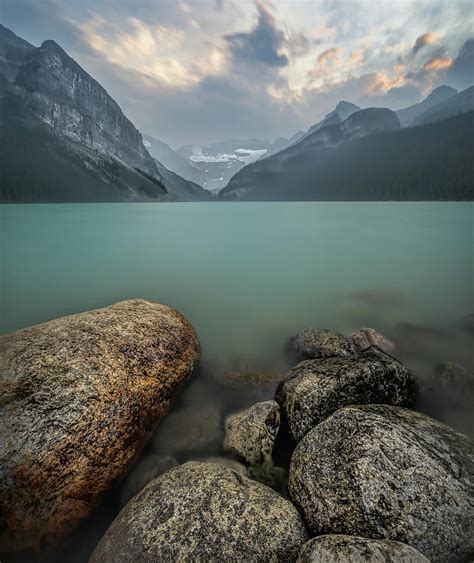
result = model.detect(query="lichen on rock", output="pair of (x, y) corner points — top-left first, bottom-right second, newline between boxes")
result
(276, 346), (418, 441)
(224, 400), (280, 464)
(289, 328), (357, 360)
(289, 405), (474, 562)
(0, 299), (199, 552)
(297, 535), (429, 562)
(90, 461), (308, 562)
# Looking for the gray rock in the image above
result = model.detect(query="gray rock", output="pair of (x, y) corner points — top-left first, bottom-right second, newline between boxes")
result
(197, 456), (248, 476)
(119, 454), (177, 507)
(351, 327), (395, 353)
(289, 405), (474, 562)
(290, 328), (357, 360)
(297, 535), (429, 562)
(150, 402), (222, 456)
(276, 346), (418, 441)
(0, 299), (199, 552)
(90, 462), (308, 562)
(224, 400), (280, 464)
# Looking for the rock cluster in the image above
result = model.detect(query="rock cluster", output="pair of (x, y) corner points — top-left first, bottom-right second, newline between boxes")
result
(0, 299), (199, 551)
(90, 462), (308, 562)
(3, 316), (473, 563)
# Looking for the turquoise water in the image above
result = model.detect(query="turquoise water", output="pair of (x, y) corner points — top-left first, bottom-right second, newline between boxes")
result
(1, 202), (473, 562)
(1, 202), (472, 360)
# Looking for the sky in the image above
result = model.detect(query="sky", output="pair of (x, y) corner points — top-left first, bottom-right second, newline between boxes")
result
(1, 0), (473, 146)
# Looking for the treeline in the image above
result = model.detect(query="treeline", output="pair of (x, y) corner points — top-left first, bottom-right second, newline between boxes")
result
(223, 112), (474, 201)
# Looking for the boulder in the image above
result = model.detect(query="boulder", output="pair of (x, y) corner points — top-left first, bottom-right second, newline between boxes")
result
(276, 347), (418, 441)
(297, 535), (429, 562)
(351, 327), (395, 353)
(197, 456), (248, 476)
(224, 400), (280, 464)
(90, 462), (308, 562)
(289, 405), (474, 562)
(0, 299), (199, 551)
(119, 454), (177, 507)
(289, 328), (357, 360)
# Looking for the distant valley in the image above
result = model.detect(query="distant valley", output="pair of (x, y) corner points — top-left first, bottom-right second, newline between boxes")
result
(0, 24), (473, 203)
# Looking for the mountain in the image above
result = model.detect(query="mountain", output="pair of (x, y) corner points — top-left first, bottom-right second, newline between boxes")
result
(219, 110), (473, 201)
(0, 25), (210, 202)
(306, 101), (361, 136)
(396, 85), (457, 126)
(143, 134), (205, 187)
(220, 107), (400, 200)
(413, 85), (474, 125)
(154, 159), (213, 201)
(264, 130), (305, 157)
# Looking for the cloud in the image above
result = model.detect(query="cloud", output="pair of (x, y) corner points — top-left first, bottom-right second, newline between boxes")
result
(225, 1), (288, 67)
(412, 32), (443, 56)
(423, 56), (453, 71)
(2, 0), (472, 146)
(317, 46), (343, 65)
(71, 14), (227, 88)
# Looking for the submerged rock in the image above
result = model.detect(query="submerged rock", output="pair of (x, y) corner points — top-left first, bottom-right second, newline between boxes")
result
(276, 346), (418, 441)
(351, 327), (395, 353)
(289, 405), (474, 562)
(150, 402), (222, 456)
(289, 328), (357, 360)
(434, 361), (474, 395)
(297, 535), (429, 562)
(90, 462), (308, 562)
(119, 454), (177, 507)
(224, 400), (280, 464)
(0, 299), (199, 551)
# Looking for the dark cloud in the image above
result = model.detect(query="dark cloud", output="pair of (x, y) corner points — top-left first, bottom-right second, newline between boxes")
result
(412, 32), (439, 56)
(225, 1), (288, 67)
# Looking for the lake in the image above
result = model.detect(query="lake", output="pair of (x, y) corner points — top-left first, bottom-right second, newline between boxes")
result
(1, 201), (473, 561)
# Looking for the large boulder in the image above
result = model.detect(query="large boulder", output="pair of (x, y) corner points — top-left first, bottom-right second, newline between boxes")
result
(289, 405), (474, 562)
(224, 400), (280, 464)
(297, 535), (429, 562)
(0, 299), (199, 551)
(289, 328), (357, 360)
(276, 346), (418, 441)
(90, 462), (308, 562)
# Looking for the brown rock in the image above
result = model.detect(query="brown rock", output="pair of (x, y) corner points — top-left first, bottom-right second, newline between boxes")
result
(351, 327), (395, 353)
(0, 299), (199, 552)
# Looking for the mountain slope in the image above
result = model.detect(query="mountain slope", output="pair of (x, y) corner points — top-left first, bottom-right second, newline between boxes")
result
(396, 85), (457, 126)
(219, 112), (474, 201)
(154, 159), (213, 201)
(143, 134), (205, 187)
(220, 107), (400, 200)
(306, 100), (361, 136)
(414, 85), (474, 125)
(0, 25), (210, 202)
